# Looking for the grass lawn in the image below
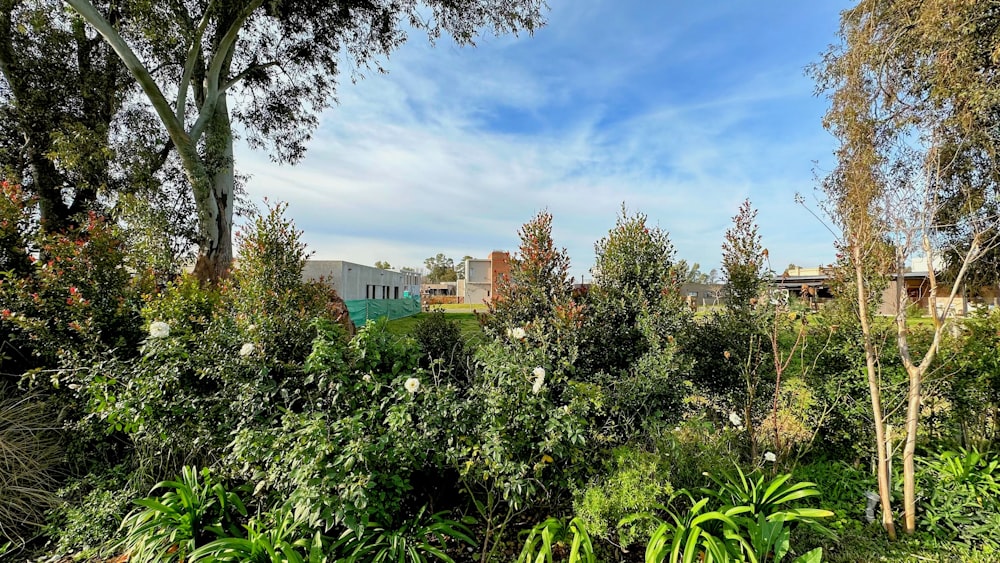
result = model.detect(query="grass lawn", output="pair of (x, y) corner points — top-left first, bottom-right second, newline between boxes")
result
(385, 312), (485, 342)
(429, 303), (490, 313)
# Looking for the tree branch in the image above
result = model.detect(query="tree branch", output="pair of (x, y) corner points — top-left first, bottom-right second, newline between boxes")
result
(64, 0), (190, 151)
(176, 2), (213, 123)
(223, 60), (280, 90)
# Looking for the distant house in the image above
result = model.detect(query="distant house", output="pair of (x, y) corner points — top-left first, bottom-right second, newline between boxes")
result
(456, 251), (511, 305)
(771, 263), (1000, 316)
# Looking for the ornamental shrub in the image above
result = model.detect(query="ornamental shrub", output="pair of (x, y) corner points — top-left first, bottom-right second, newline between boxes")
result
(579, 207), (688, 377)
(0, 188), (142, 375)
(483, 211), (583, 365)
(573, 445), (674, 549)
(459, 338), (596, 514)
(231, 201), (320, 365)
(413, 309), (472, 384)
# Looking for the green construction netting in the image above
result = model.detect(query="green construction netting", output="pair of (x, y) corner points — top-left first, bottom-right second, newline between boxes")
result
(345, 298), (421, 327)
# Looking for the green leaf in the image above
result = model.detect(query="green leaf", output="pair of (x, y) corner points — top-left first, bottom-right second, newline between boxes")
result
(791, 547), (823, 563)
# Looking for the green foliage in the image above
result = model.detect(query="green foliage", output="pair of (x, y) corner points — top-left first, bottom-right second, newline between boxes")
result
(573, 446), (673, 548)
(1, 201), (142, 374)
(117, 466), (247, 563)
(231, 201), (319, 364)
(45, 466), (139, 559)
(460, 340), (593, 512)
(679, 312), (745, 399)
(188, 504), (324, 563)
(0, 179), (34, 277)
(424, 254), (457, 283)
(721, 200), (768, 317)
(85, 284), (240, 472)
(333, 506), (475, 563)
(351, 317), (421, 379)
(627, 495), (743, 563)
(916, 448), (1000, 551)
(942, 310), (1000, 446)
(629, 469), (831, 563)
(516, 517), (596, 563)
(0, 389), (62, 545)
(791, 461), (872, 533)
(580, 206), (688, 376)
(651, 419), (742, 494)
(484, 211), (581, 355)
(702, 466), (834, 526)
(227, 366), (455, 534)
(413, 310), (471, 383)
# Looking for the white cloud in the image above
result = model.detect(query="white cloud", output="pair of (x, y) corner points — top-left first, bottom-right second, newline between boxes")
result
(235, 1), (843, 275)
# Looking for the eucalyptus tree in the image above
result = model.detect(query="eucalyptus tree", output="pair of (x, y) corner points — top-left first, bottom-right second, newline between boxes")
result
(64, 0), (547, 282)
(817, 0), (1000, 537)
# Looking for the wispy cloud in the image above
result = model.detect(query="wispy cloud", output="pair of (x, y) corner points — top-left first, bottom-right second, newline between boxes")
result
(236, 0), (849, 274)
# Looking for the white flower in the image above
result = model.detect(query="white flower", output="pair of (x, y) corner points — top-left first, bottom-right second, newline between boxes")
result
(404, 377), (420, 394)
(148, 321), (170, 338)
(728, 412), (742, 427)
(239, 343), (255, 357)
(362, 373), (372, 382)
(764, 451), (777, 463)
(507, 327), (526, 340)
(531, 367), (545, 395)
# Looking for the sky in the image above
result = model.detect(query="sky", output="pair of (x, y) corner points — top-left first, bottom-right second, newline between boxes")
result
(235, 0), (852, 279)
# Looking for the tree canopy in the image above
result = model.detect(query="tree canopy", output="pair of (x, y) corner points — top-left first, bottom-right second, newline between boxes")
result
(424, 253), (457, 282)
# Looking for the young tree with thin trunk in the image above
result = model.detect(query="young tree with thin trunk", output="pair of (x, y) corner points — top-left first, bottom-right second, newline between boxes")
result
(817, 0), (1000, 537)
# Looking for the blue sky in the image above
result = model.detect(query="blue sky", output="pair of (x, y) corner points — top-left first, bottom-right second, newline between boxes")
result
(236, 0), (850, 278)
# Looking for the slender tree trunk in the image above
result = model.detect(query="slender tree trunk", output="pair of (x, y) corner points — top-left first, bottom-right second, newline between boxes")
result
(902, 364), (920, 534)
(854, 248), (897, 540)
(191, 94), (234, 282)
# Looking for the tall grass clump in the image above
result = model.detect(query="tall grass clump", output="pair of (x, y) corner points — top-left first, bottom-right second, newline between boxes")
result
(0, 388), (63, 546)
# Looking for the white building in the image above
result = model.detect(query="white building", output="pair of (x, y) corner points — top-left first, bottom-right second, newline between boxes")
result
(302, 261), (421, 301)
(457, 257), (492, 304)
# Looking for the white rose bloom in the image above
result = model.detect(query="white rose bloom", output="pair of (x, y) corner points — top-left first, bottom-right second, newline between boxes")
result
(148, 321), (170, 338)
(404, 377), (420, 394)
(508, 327), (526, 340)
(764, 451), (777, 463)
(531, 367), (546, 394)
(239, 343), (255, 357)
(728, 412), (742, 428)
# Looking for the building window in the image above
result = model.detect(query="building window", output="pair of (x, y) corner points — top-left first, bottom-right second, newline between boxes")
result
(394, 287), (399, 299)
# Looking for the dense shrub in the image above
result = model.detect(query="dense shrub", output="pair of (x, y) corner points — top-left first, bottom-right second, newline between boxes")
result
(413, 309), (472, 383)
(44, 464), (138, 559)
(229, 323), (450, 532)
(1, 199), (142, 375)
(941, 310), (1000, 447)
(483, 211), (583, 364)
(579, 208), (687, 375)
(916, 448), (1000, 551)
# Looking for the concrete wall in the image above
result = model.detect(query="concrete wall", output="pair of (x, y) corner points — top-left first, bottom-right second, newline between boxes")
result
(462, 258), (492, 305)
(303, 261), (421, 301)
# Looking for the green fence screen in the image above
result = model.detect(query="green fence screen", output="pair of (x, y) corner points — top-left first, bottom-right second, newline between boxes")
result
(345, 298), (421, 327)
